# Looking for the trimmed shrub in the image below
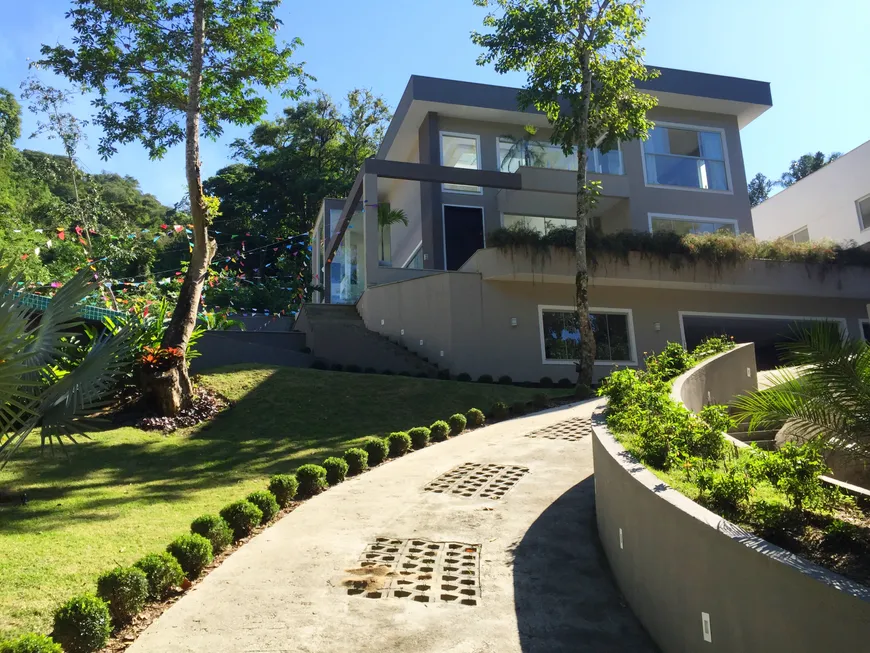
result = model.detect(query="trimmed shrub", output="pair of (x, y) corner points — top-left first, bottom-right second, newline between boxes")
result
(387, 431), (412, 457)
(456, 373), (472, 382)
(345, 364), (362, 373)
(166, 534), (213, 579)
(363, 437), (389, 466)
(380, 369), (394, 375)
(416, 371), (430, 378)
(364, 367), (377, 374)
(330, 363), (344, 372)
(309, 359), (328, 370)
(0, 634), (62, 653)
(477, 374), (493, 384)
(323, 457), (349, 485)
(296, 464), (329, 497)
(343, 448), (369, 475)
(465, 408), (485, 428)
(408, 427), (431, 450)
(52, 594), (111, 653)
(219, 500), (263, 541)
(133, 552), (184, 601)
(190, 514), (233, 554)
(96, 566), (148, 625)
(490, 401), (509, 421)
(246, 490), (279, 523)
(531, 393), (550, 410)
(539, 376), (554, 388)
(268, 474), (299, 508)
(498, 375), (513, 385)
(510, 401), (527, 416)
(437, 369), (451, 380)
(557, 378), (573, 388)
(398, 371), (411, 377)
(429, 420), (450, 442)
(300, 346), (312, 354)
(448, 413), (467, 436)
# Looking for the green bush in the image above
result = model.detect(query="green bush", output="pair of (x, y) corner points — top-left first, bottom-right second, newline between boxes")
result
(706, 466), (752, 515)
(0, 634), (62, 653)
(531, 393), (550, 410)
(557, 378), (573, 388)
(691, 334), (735, 360)
(387, 431), (412, 457)
(456, 373), (472, 382)
(220, 500), (263, 540)
(645, 342), (694, 381)
(539, 376), (553, 388)
(133, 552), (185, 601)
(52, 594), (111, 653)
(190, 514), (233, 554)
(498, 375), (513, 385)
(429, 420), (450, 442)
(296, 464), (329, 497)
(310, 359), (328, 370)
(823, 519), (862, 550)
(167, 533), (213, 579)
(477, 374), (493, 384)
(364, 367), (377, 374)
(465, 408), (485, 428)
(343, 448), (369, 475)
(345, 364), (362, 373)
(437, 369), (451, 380)
(510, 401), (527, 416)
(448, 413), (467, 435)
(408, 427), (430, 449)
(490, 401), (509, 421)
(96, 566), (148, 625)
(246, 490), (279, 523)
(363, 437), (389, 465)
(323, 457), (349, 485)
(330, 363), (344, 372)
(268, 474), (299, 507)
(761, 442), (830, 510)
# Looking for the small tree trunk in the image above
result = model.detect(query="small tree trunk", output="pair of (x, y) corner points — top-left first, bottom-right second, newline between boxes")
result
(146, 0), (215, 415)
(574, 49), (596, 395)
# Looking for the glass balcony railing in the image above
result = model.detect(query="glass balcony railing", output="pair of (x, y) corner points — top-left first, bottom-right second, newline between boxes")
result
(644, 153), (728, 191)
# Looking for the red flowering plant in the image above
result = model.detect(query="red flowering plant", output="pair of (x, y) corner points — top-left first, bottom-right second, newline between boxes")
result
(139, 346), (185, 373)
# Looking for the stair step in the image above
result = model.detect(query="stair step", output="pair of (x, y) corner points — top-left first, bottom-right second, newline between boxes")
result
(729, 430), (779, 442)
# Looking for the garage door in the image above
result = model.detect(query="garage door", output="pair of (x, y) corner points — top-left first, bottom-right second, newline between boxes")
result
(680, 313), (847, 370)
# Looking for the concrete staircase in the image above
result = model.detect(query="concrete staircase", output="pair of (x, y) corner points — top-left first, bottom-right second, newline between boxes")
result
(726, 409), (781, 450)
(295, 303), (441, 376)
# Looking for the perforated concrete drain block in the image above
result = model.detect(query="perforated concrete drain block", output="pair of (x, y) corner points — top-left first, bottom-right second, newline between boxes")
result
(525, 416), (591, 441)
(344, 538), (481, 606)
(423, 463), (529, 500)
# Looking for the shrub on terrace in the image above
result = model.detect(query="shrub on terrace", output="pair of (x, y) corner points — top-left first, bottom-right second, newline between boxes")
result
(387, 431), (412, 457)
(343, 448), (369, 475)
(465, 408), (485, 428)
(448, 413), (467, 436)
(0, 634), (62, 653)
(166, 534), (213, 579)
(490, 401), (509, 421)
(268, 474), (299, 508)
(323, 457), (349, 485)
(246, 490), (279, 523)
(96, 566), (149, 625)
(133, 552), (185, 600)
(408, 427), (431, 450)
(220, 500), (263, 540)
(363, 437), (389, 465)
(295, 464), (329, 497)
(190, 514), (233, 554)
(429, 420), (450, 442)
(52, 594), (111, 653)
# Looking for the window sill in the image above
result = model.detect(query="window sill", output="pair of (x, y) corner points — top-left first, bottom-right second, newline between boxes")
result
(644, 183), (733, 195)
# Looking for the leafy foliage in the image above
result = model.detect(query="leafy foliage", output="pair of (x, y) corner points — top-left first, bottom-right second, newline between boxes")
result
(747, 172), (775, 207)
(408, 426), (431, 450)
(0, 87), (22, 155)
(322, 456), (349, 485)
(166, 534), (213, 579)
(133, 552), (185, 600)
(490, 401), (509, 421)
(190, 514), (233, 554)
(219, 500), (263, 540)
(268, 474), (299, 507)
(465, 408), (486, 428)
(343, 448), (369, 475)
(246, 490), (279, 523)
(429, 420), (450, 442)
(780, 151), (841, 187)
(0, 633), (62, 653)
(362, 437), (388, 466)
(387, 431), (412, 457)
(95, 566), (148, 624)
(448, 413), (467, 435)
(51, 594), (111, 653)
(295, 464), (328, 497)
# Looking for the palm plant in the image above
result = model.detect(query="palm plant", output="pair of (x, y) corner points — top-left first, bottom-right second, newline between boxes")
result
(0, 262), (131, 467)
(377, 204), (408, 264)
(733, 322), (870, 461)
(498, 131), (549, 171)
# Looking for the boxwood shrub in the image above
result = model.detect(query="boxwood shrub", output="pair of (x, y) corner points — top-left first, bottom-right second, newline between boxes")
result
(0, 634), (62, 653)
(498, 375), (513, 385)
(429, 420), (450, 442)
(477, 374), (493, 384)
(456, 373), (472, 382)
(268, 474), (299, 507)
(190, 514), (233, 554)
(133, 552), (185, 601)
(408, 427), (430, 450)
(510, 401), (527, 417)
(96, 566), (148, 625)
(465, 408), (485, 428)
(387, 431), (412, 457)
(363, 437), (389, 466)
(448, 413), (467, 436)
(166, 534), (213, 579)
(539, 376), (554, 388)
(343, 448), (369, 475)
(52, 594), (111, 653)
(296, 464), (329, 497)
(490, 401), (509, 421)
(323, 457), (349, 485)
(220, 500), (264, 540)
(246, 490), (279, 523)
(531, 393), (550, 410)
(557, 378), (573, 388)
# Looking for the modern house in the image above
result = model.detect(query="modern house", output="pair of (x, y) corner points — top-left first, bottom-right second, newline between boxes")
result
(304, 69), (870, 381)
(752, 139), (870, 248)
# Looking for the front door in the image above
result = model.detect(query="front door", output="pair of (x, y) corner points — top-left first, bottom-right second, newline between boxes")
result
(443, 205), (485, 271)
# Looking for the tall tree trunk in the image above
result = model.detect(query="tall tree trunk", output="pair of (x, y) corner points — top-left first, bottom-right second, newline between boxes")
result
(146, 0), (216, 416)
(574, 48), (596, 395)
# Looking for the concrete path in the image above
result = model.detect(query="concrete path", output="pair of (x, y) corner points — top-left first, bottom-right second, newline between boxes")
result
(129, 400), (657, 653)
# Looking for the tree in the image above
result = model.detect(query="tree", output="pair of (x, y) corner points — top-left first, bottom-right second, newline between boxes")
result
(0, 87), (21, 155)
(747, 172), (775, 207)
(40, 0), (306, 415)
(472, 0), (658, 393)
(780, 151), (841, 187)
(378, 205), (408, 262)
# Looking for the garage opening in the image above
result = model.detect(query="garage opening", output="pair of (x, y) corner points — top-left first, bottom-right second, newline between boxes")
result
(680, 313), (846, 370)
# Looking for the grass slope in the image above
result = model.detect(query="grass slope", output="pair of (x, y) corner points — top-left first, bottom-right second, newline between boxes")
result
(0, 365), (565, 637)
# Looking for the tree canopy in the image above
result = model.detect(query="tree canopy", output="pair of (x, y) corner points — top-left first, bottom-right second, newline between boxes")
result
(780, 151), (841, 188)
(0, 87), (21, 154)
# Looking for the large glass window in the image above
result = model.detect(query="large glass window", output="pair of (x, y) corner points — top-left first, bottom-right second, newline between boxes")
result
(643, 125), (729, 191)
(498, 138), (623, 175)
(540, 307), (634, 363)
(503, 214), (575, 235)
(783, 226), (810, 243)
(441, 133), (481, 194)
(328, 208), (343, 238)
(650, 214), (737, 236)
(329, 209), (366, 304)
(857, 195), (870, 231)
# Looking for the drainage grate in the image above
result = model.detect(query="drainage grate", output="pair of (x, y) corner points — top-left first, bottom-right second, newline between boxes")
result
(423, 463), (528, 500)
(525, 416), (591, 441)
(344, 538), (481, 606)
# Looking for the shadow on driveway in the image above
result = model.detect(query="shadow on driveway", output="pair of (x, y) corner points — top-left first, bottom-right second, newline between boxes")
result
(511, 475), (660, 653)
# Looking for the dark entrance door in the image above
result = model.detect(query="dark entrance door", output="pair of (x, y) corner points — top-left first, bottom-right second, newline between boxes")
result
(443, 205), (484, 271)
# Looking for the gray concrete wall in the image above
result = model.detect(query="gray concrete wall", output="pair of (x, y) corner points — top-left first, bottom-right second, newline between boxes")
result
(592, 425), (870, 652)
(190, 332), (312, 374)
(671, 342), (758, 412)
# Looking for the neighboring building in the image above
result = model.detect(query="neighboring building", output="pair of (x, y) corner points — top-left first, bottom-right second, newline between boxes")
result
(752, 139), (870, 247)
(307, 70), (870, 381)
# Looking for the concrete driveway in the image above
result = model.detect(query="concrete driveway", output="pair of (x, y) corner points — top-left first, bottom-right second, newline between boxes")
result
(128, 400), (657, 653)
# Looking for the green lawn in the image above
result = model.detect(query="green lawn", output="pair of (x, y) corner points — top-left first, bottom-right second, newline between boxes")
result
(0, 365), (567, 638)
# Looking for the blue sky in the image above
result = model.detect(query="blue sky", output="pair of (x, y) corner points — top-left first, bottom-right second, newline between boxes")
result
(2, 0), (868, 205)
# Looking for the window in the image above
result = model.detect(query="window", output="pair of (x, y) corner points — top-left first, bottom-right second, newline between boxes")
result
(783, 226), (810, 243)
(539, 306), (635, 364)
(649, 214), (738, 236)
(861, 320), (870, 342)
(441, 133), (481, 194)
(498, 138), (623, 175)
(503, 214), (575, 235)
(643, 125), (729, 191)
(328, 208), (343, 238)
(857, 194), (870, 231)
